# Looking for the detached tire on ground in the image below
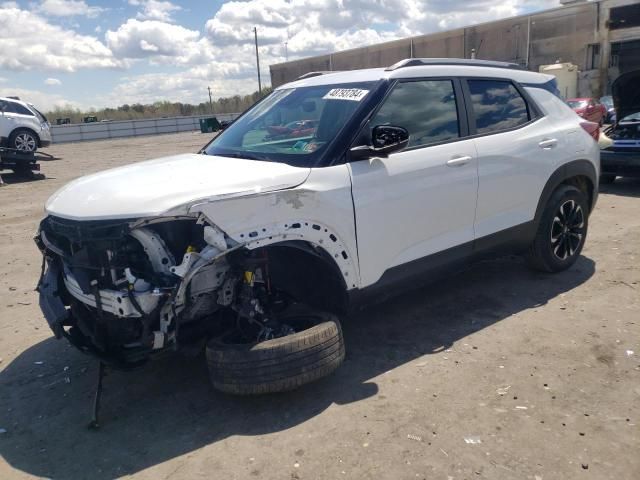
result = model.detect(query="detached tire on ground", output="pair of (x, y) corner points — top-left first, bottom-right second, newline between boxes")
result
(206, 309), (345, 395)
(526, 184), (589, 273)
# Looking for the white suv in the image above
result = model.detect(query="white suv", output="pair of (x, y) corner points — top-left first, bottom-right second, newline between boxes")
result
(36, 59), (600, 396)
(0, 96), (52, 152)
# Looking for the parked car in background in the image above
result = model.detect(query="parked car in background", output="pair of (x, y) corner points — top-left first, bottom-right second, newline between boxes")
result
(0, 96), (52, 152)
(600, 70), (640, 183)
(35, 59), (599, 395)
(266, 119), (319, 140)
(600, 95), (616, 123)
(567, 97), (606, 125)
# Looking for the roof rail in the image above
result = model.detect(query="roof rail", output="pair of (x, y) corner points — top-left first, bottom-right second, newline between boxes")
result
(386, 58), (524, 71)
(296, 71), (337, 80)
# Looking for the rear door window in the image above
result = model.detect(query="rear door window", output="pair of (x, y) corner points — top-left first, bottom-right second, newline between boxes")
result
(467, 79), (530, 135)
(370, 79), (460, 148)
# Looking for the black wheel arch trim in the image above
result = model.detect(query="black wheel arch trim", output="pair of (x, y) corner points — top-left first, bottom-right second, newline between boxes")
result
(533, 160), (598, 229)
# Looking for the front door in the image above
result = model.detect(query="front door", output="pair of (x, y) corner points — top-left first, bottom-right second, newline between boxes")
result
(348, 78), (479, 287)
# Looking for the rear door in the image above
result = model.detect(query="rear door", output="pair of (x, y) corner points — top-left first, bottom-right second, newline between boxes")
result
(348, 78), (479, 287)
(466, 78), (566, 241)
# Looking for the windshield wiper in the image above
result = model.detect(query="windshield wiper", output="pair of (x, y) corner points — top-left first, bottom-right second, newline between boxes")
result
(213, 152), (267, 161)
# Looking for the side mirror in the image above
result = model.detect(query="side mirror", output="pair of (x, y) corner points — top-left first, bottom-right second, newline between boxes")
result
(350, 125), (410, 160)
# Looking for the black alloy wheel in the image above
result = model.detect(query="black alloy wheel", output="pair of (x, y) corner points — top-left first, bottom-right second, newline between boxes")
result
(550, 199), (585, 261)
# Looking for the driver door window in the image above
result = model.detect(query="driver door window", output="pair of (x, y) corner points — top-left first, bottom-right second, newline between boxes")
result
(370, 80), (460, 148)
(348, 78), (478, 287)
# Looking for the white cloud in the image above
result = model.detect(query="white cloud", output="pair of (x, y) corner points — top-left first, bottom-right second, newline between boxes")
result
(0, 4), (122, 72)
(129, 0), (181, 22)
(105, 19), (209, 64)
(100, 70), (258, 107)
(100, 0), (562, 108)
(0, 0), (564, 109)
(44, 77), (62, 85)
(37, 0), (105, 18)
(0, 87), (79, 111)
(204, 0), (560, 57)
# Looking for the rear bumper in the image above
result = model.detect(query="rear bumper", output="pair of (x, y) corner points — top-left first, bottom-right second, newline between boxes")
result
(600, 150), (640, 176)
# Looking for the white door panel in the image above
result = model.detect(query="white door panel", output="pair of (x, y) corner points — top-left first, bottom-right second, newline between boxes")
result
(473, 117), (565, 239)
(349, 140), (478, 287)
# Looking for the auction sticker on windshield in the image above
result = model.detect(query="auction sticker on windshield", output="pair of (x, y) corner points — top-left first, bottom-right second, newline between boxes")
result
(323, 88), (369, 101)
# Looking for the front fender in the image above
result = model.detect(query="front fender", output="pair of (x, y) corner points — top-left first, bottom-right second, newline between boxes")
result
(188, 165), (360, 289)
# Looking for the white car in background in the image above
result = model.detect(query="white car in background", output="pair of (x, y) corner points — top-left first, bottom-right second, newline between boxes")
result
(0, 96), (52, 152)
(36, 59), (600, 397)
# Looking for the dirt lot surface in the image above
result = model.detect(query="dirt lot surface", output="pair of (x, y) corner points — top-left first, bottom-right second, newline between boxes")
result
(0, 131), (638, 480)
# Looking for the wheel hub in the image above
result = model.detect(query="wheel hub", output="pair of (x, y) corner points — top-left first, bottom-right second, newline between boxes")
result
(550, 199), (585, 260)
(15, 133), (36, 152)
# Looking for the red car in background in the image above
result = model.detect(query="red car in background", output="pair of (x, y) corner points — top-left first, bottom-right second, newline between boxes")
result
(266, 119), (318, 140)
(566, 97), (607, 125)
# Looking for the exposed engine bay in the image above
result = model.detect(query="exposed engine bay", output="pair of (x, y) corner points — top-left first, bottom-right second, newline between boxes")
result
(606, 121), (640, 141)
(35, 214), (327, 368)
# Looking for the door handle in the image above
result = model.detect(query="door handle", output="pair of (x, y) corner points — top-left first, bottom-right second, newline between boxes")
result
(538, 138), (558, 149)
(446, 155), (472, 167)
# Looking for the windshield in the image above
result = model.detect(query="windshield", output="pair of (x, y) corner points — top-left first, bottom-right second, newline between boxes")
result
(567, 100), (587, 109)
(600, 96), (613, 108)
(204, 82), (377, 166)
(620, 111), (640, 122)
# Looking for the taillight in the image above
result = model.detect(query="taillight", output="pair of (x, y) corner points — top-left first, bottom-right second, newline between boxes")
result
(580, 121), (600, 141)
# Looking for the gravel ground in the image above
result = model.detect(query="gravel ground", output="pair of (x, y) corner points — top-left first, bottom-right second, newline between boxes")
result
(0, 131), (638, 480)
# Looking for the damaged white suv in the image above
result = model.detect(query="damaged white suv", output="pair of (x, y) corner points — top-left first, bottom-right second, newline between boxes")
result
(36, 59), (600, 395)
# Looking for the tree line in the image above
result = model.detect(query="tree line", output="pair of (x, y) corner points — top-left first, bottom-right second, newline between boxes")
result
(45, 88), (273, 123)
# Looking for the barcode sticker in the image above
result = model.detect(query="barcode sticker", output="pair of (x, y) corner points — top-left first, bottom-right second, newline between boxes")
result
(323, 88), (369, 101)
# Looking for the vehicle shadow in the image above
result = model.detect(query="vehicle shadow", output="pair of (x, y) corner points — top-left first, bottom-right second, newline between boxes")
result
(0, 172), (47, 184)
(0, 255), (595, 479)
(599, 177), (640, 198)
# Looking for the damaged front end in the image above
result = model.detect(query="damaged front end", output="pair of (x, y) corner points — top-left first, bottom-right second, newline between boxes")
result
(35, 214), (245, 368)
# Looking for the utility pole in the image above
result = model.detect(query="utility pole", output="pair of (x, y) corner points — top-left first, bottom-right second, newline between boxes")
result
(284, 41), (288, 61)
(254, 27), (262, 93)
(207, 86), (213, 114)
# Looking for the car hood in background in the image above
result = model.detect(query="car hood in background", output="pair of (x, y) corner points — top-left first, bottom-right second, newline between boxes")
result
(45, 153), (311, 220)
(612, 70), (640, 122)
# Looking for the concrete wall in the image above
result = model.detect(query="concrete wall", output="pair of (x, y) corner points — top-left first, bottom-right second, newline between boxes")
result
(50, 113), (239, 144)
(269, 0), (638, 98)
(412, 29), (465, 59)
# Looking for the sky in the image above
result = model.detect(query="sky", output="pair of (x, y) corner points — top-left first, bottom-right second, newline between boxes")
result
(0, 0), (561, 111)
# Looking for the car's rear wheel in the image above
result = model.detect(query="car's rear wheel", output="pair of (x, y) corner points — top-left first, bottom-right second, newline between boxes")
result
(9, 129), (38, 152)
(206, 306), (345, 395)
(526, 185), (589, 273)
(599, 174), (616, 184)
